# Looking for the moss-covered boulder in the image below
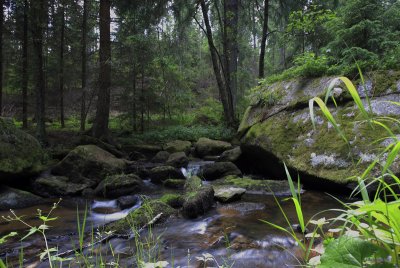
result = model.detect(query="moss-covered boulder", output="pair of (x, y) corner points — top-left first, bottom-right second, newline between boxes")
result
(148, 165), (186, 184)
(52, 145), (127, 184)
(166, 152), (189, 168)
(239, 72), (400, 189)
(33, 175), (92, 197)
(94, 174), (143, 198)
(151, 151), (170, 163)
(200, 162), (242, 181)
(218, 147), (242, 162)
(160, 193), (185, 208)
(163, 140), (192, 154)
(0, 118), (45, 180)
(182, 185), (214, 219)
(184, 175), (203, 191)
(194, 138), (232, 157)
(0, 186), (44, 210)
(105, 200), (175, 234)
(163, 178), (185, 189)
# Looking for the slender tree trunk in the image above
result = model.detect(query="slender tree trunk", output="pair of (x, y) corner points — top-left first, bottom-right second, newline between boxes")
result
(30, 0), (47, 144)
(132, 63), (137, 131)
(0, 0), (3, 116)
(22, 0), (28, 128)
(200, 0), (234, 126)
(223, 0), (238, 126)
(93, 0), (111, 139)
(80, 0), (88, 131)
(58, 1), (65, 128)
(140, 65), (144, 133)
(259, 0), (269, 79)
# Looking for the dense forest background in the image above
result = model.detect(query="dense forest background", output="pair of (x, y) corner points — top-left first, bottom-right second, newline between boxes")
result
(0, 0), (399, 143)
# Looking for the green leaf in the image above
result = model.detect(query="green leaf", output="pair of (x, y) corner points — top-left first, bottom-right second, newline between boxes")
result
(21, 227), (38, 241)
(319, 236), (391, 268)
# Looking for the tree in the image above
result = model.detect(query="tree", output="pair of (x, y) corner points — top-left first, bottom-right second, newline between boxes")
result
(22, 0), (28, 128)
(0, 0), (3, 116)
(259, 0), (269, 79)
(80, 0), (88, 131)
(92, 0), (111, 139)
(30, 0), (47, 144)
(58, 0), (65, 128)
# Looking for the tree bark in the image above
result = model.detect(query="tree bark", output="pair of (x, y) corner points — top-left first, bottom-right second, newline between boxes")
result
(259, 0), (269, 79)
(200, 0), (235, 127)
(59, 1), (65, 128)
(30, 0), (47, 144)
(93, 0), (111, 139)
(80, 0), (88, 131)
(0, 0), (3, 116)
(22, 0), (28, 128)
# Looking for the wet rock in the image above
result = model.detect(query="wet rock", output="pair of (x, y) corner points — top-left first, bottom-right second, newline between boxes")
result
(92, 207), (121, 214)
(163, 179), (186, 189)
(33, 175), (92, 197)
(129, 151), (147, 161)
(230, 235), (260, 250)
(124, 144), (162, 156)
(200, 162), (242, 181)
(195, 138), (232, 157)
(218, 147), (242, 162)
(106, 200), (175, 235)
(0, 186), (44, 210)
(52, 145), (127, 184)
(160, 194), (184, 209)
(182, 185), (215, 219)
(184, 176), (203, 192)
(148, 166), (186, 184)
(0, 117), (45, 180)
(94, 174), (143, 198)
(214, 186), (246, 203)
(217, 202), (266, 215)
(163, 140), (192, 154)
(151, 151), (170, 163)
(118, 195), (140, 210)
(203, 156), (220, 161)
(166, 152), (189, 168)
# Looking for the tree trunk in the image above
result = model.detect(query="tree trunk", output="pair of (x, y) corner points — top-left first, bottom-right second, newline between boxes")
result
(58, 1), (65, 128)
(22, 0), (28, 128)
(140, 65), (144, 133)
(200, 0), (235, 127)
(80, 0), (88, 131)
(223, 0), (238, 126)
(93, 0), (111, 139)
(0, 0), (3, 116)
(30, 0), (47, 144)
(132, 63), (137, 131)
(259, 0), (269, 79)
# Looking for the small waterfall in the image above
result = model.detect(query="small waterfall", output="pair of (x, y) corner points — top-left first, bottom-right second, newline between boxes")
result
(181, 161), (214, 178)
(89, 199), (142, 224)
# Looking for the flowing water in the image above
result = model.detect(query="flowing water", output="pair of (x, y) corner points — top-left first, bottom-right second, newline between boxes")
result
(0, 162), (349, 267)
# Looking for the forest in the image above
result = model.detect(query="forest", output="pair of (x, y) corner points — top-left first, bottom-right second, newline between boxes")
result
(0, 0), (400, 267)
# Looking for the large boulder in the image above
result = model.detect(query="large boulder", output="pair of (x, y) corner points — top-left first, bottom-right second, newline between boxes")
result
(52, 145), (127, 184)
(0, 118), (45, 180)
(200, 162), (242, 181)
(218, 147), (242, 162)
(239, 71), (400, 189)
(182, 185), (214, 219)
(148, 166), (186, 184)
(94, 174), (143, 198)
(194, 138), (232, 157)
(151, 151), (170, 163)
(166, 152), (189, 168)
(33, 175), (92, 197)
(0, 186), (44, 210)
(163, 140), (192, 154)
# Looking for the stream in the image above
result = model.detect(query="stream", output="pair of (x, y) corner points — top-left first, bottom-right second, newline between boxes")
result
(0, 162), (348, 267)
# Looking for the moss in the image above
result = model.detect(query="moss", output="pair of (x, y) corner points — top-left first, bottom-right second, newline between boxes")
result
(163, 179), (185, 189)
(368, 70), (400, 95)
(184, 176), (202, 192)
(219, 175), (295, 193)
(105, 200), (175, 234)
(160, 194), (184, 208)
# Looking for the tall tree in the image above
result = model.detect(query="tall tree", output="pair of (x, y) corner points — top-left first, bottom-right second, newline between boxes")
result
(22, 0), (28, 128)
(30, 0), (47, 143)
(58, 0), (65, 128)
(0, 0), (3, 116)
(259, 0), (269, 78)
(92, 0), (111, 139)
(80, 0), (88, 131)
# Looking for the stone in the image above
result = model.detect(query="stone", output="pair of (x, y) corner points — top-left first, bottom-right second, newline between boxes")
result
(106, 200), (175, 235)
(159, 194), (184, 209)
(0, 117), (45, 180)
(182, 185), (214, 219)
(52, 145), (127, 184)
(94, 174), (143, 198)
(33, 175), (92, 197)
(0, 186), (44, 210)
(194, 138), (232, 158)
(148, 166), (186, 184)
(166, 152), (189, 168)
(239, 72), (400, 190)
(151, 151), (170, 163)
(129, 151), (147, 161)
(163, 140), (192, 154)
(117, 195), (140, 210)
(200, 162), (242, 181)
(163, 179), (186, 189)
(184, 175), (203, 192)
(218, 147), (242, 162)
(214, 186), (246, 203)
